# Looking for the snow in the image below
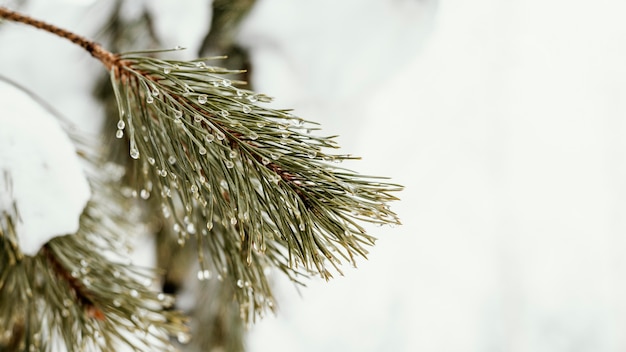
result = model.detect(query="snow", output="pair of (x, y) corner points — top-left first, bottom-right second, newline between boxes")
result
(0, 80), (90, 256)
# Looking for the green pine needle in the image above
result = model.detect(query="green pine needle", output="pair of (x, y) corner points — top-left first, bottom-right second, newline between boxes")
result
(109, 50), (402, 311)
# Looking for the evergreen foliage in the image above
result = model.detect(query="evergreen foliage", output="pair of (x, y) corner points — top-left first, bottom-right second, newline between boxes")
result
(0, 5), (401, 351)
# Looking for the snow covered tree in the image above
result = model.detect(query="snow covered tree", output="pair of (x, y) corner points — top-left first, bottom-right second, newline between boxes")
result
(0, 4), (401, 351)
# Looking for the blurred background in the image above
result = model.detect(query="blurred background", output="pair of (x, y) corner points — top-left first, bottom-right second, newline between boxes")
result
(3, 0), (626, 351)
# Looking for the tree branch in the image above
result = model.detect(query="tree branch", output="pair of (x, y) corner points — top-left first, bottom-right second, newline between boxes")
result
(0, 6), (119, 70)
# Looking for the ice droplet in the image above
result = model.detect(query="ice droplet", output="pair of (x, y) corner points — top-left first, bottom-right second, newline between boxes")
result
(113, 299), (121, 307)
(140, 189), (150, 199)
(163, 67), (171, 74)
(197, 270), (205, 281)
(205, 134), (215, 143)
(221, 79), (232, 87)
(168, 156), (177, 165)
(299, 223), (306, 231)
(219, 179), (228, 189)
(147, 157), (155, 165)
(173, 223), (181, 233)
(130, 148), (140, 159)
(248, 132), (258, 140)
(242, 105), (252, 113)
(199, 147), (207, 155)
(225, 160), (234, 168)
(177, 332), (191, 344)
(229, 150), (238, 159)
(206, 221), (213, 230)
(236, 279), (244, 288)
(216, 131), (225, 140)
(117, 120), (126, 129)
(198, 95), (208, 104)
(130, 289), (139, 298)
(186, 223), (196, 234)
(174, 110), (183, 119)
(246, 95), (258, 103)
(196, 61), (207, 68)
(230, 217), (237, 225)
(115, 129), (124, 139)
(256, 121), (265, 128)
(307, 150), (317, 158)
(261, 157), (270, 165)
(194, 114), (202, 123)
(146, 95), (154, 104)
(220, 109), (230, 117)
(270, 152), (280, 160)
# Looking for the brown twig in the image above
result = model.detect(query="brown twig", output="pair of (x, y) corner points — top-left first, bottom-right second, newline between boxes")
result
(0, 6), (119, 70)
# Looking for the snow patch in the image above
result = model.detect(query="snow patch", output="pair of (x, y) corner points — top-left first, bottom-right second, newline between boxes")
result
(0, 80), (91, 256)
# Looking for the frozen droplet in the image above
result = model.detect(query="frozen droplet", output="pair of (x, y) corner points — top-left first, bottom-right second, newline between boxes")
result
(307, 150), (317, 158)
(299, 223), (306, 231)
(216, 131), (226, 140)
(61, 309), (70, 318)
(229, 150), (238, 159)
(206, 221), (213, 230)
(256, 121), (265, 128)
(205, 134), (215, 143)
(242, 105), (252, 113)
(130, 289), (139, 298)
(225, 160), (234, 168)
(130, 148), (140, 159)
(186, 223), (196, 234)
(174, 110), (183, 119)
(112, 299), (121, 307)
(261, 157), (270, 165)
(246, 95), (258, 103)
(190, 184), (198, 193)
(177, 237), (185, 245)
(202, 269), (211, 279)
(248, 132), (258, 140)
(242, 211), (249, 221)
(177, 332), (191, 344)
(196, 61), (207, 68)
(199, 147), (207, 155)
(278, 124), (288, 130)
(230, 217), (237, 225)
(220, 109), (230, 117)
(221, 79), (232, 87)
(140, 189), (150, 199)
(147, 157), (155, 165)
(236, 89), (244, 97)
(236, 279), (244, 288)
(198, 95), (208, 104)
(175, 45), (184, 50)
(113, 271), (121, 278)
(173, 223), (181, 233)
(168, 156), (177, 165)
(270, 152), (280, 160)
(146, 95), (154, 104)
(197, 269), (205, 281)
(151, 88), (159, 97)
(163, 67), (171, 74)
(194, 114), (202, 123)
(220, 179), (228, 189)
(159, 169), (168, 177)
(116, 129), (124, 138)
(117, 120), (126, 129)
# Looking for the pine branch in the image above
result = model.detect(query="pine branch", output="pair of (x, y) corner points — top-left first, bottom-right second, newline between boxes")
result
(0, 5), (403, 324)
(0, 181), (188, 351)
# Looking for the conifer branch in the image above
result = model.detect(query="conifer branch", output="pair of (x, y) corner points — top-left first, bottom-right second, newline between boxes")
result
(0, 4), (402, 326)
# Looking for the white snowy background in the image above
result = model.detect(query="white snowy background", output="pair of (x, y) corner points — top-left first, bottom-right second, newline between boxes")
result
(2, 0), (626, 351)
